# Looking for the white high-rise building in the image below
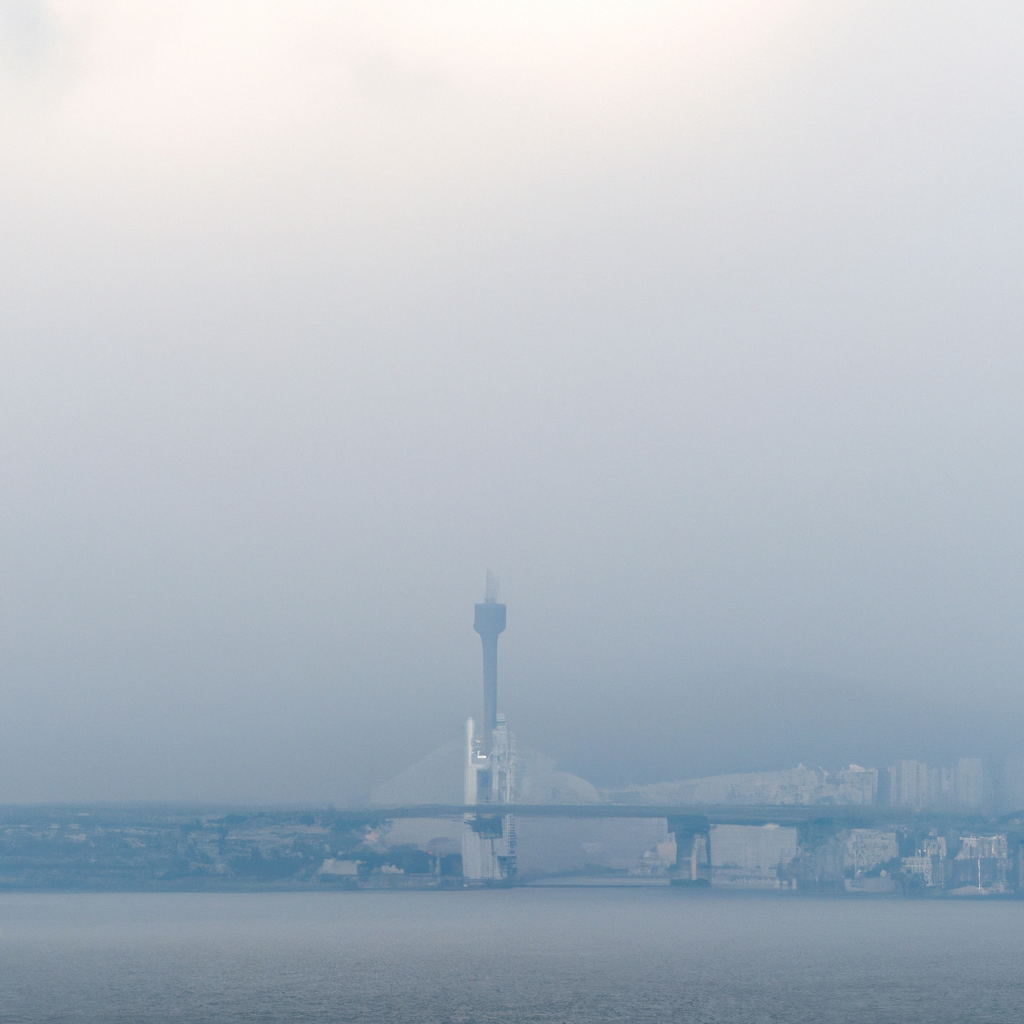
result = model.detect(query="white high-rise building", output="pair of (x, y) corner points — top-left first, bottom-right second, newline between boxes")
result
(954, 758), (984, 808)
(889, 760), (931, 807)
(888, 758), (985, 808)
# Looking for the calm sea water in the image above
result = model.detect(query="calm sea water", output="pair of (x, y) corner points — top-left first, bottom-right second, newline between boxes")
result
(1, 889), (1021, 1023)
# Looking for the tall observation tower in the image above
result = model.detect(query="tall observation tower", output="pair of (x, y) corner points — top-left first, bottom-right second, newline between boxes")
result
(464, 571), (516, 881)
(473, 570), (506, 753)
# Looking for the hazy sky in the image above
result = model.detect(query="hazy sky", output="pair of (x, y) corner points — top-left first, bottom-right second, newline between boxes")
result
(2, 1), (1024, 803)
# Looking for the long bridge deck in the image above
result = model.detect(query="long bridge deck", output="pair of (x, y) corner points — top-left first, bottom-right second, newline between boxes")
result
(362, 804), (1006, 827)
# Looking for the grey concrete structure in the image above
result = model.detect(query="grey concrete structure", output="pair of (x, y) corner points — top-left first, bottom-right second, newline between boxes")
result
(473, 571), (506, 753)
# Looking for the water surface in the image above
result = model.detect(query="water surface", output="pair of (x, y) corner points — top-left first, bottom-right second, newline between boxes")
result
(1, 889), (1020, 1022)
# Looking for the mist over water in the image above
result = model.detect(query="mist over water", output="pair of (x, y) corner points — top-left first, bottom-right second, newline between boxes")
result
(2, 2), (1024, 803)
(1, 890), (1022, 1023)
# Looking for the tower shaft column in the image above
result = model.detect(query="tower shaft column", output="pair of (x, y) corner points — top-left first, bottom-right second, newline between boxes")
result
(473, 572), (506, 755)
(481, 632), (499, 742)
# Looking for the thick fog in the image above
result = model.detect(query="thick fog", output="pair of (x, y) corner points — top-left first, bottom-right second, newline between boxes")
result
(2, 1), (1024, 803)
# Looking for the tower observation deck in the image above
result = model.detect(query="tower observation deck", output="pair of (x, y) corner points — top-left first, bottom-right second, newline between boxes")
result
(473, 570), (506, 754)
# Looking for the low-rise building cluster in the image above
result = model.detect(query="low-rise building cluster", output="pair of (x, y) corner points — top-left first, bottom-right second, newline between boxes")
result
(672, 823), (1015, 895)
